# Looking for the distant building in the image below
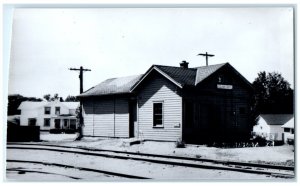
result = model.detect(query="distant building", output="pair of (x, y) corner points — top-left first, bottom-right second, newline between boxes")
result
(18, 101), (79, 131)
(79, 62), (254, 144)
(253, 114), (294, 142)
(281, 117), (294, 144)
(7, 115), (20, 126)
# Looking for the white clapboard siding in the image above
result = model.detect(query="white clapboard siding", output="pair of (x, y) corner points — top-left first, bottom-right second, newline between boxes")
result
(115, 98), (129, 138)
(82, 98), (114, 137)
(82, 99), (95, 136)
(82, 115), (94, 136)
(93, 98), (114, 137)
(137, 74), (182, 141)
(82, 97), (129, 137)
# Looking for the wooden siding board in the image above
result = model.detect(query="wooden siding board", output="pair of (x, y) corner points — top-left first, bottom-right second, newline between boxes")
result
(182, 67), (253, 143)
(82, 97), (130, 137)
(137, 72), (182, 141)
(115, 98), (129, 138)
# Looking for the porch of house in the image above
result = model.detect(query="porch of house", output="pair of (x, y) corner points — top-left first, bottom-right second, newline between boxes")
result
(52, 115), (77, 130)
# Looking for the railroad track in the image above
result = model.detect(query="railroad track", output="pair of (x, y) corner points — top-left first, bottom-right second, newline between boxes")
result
(7, 143), (295, 179)
(7, 159), (149, 179)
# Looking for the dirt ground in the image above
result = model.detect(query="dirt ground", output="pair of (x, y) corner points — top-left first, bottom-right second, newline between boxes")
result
(39, 133), (295, 166)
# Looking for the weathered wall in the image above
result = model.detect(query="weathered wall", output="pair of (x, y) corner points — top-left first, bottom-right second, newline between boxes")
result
(137, 71), (182, 141)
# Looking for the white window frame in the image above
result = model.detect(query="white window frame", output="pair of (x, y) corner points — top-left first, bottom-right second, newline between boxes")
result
(153, 101), (164, 128)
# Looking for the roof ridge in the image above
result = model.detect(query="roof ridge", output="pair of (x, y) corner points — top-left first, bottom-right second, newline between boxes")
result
(104, 74), (143, 80)
(154, 63), (227, 68)
(78, 74), (143, 97)
(193, 62), (228, 69)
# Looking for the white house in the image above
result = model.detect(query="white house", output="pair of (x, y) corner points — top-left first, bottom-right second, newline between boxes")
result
(253, 114), (294, 141)
(281, 117), (294, 144)
(18, 101), (79, 131)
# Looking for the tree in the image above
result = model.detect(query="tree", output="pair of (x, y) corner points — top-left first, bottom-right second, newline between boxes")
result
(7, 94), (42, 116)
(43, 93), (64, 102)
(252, 71), (293, 114)
(43, 94), (51, 101)
(65, 95), (79, 102)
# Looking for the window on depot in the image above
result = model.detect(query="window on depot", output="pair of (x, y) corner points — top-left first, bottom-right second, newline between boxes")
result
(284, 128), (290, 133)
(153, 102), (163, 127)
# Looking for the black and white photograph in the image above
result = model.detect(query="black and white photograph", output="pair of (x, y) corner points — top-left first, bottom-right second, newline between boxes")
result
(2, 3), (296, 182)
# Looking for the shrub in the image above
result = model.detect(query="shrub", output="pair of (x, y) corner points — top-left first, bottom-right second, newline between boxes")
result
(64, 129), (77, 134)
(252, 135), (267, 146)
(175, 139), (186, 148)
(49, 128), (62, 134)
(287, 138), (294, 145)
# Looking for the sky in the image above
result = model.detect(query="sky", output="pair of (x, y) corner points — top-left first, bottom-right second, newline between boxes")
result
(7, 7), (294, 99)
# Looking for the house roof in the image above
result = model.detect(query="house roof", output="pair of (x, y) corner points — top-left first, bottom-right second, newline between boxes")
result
(18, 101), (79, 110)
(18, 101), (48, 110)
(281, 117), (294, 129)
(78, 74), (143, 97)
(61, 102), (79, 109)
(260, 114), (294, 125)
(131, 63), (234, 91)
(195, 63), (227, 85)
(7, 115), (20, 125)
(80, 62), (251, 97)
(154, 65), (198, 86)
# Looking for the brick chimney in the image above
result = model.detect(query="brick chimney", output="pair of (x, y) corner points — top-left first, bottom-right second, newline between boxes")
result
(180, 60), (189, 69)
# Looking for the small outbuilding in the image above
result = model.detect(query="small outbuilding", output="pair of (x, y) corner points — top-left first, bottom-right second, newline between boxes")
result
(79, 62), (254, 144)
(253, 114), (294, 142)
(281, 117), (294, 144)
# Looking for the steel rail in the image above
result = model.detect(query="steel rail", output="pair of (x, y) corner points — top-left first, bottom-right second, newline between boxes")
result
(7, 167), (81, 180)
(7, 159), (149, 179)
(7, 145), (294, 178)
(7, 142), (294, 171)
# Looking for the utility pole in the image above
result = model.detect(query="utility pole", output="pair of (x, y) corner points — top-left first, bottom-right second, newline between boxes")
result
(69, 66), (91, 140)
(198, 52), (215, 66)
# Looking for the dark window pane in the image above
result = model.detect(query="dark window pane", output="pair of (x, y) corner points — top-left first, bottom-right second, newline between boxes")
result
(44, 107), (51, 114)
(55, 107), (60, 115)
(44, 118), (50, 127)
(153, 103), (163, 126)
(28, 118), (36, 126)
(55, 119), (60, 129)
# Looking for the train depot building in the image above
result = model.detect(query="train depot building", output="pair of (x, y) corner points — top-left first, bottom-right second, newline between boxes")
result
(78, 62), (253, 144)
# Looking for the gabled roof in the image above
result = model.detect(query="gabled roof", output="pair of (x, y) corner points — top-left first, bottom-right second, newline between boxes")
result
(260, 114), (294, 125)
(18, 101), (79, 110)
(195, 63), (227, 85)
(18, 101), (48, 110)
(81, 62), (252, 97)
(155, 65), (197, 86)
(281, 117), (294, 129)
(7, 115), (20, 125)
(61, 102), (79, 109)
(78, 74), (143, 97)
(131, 63), (240, 91)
